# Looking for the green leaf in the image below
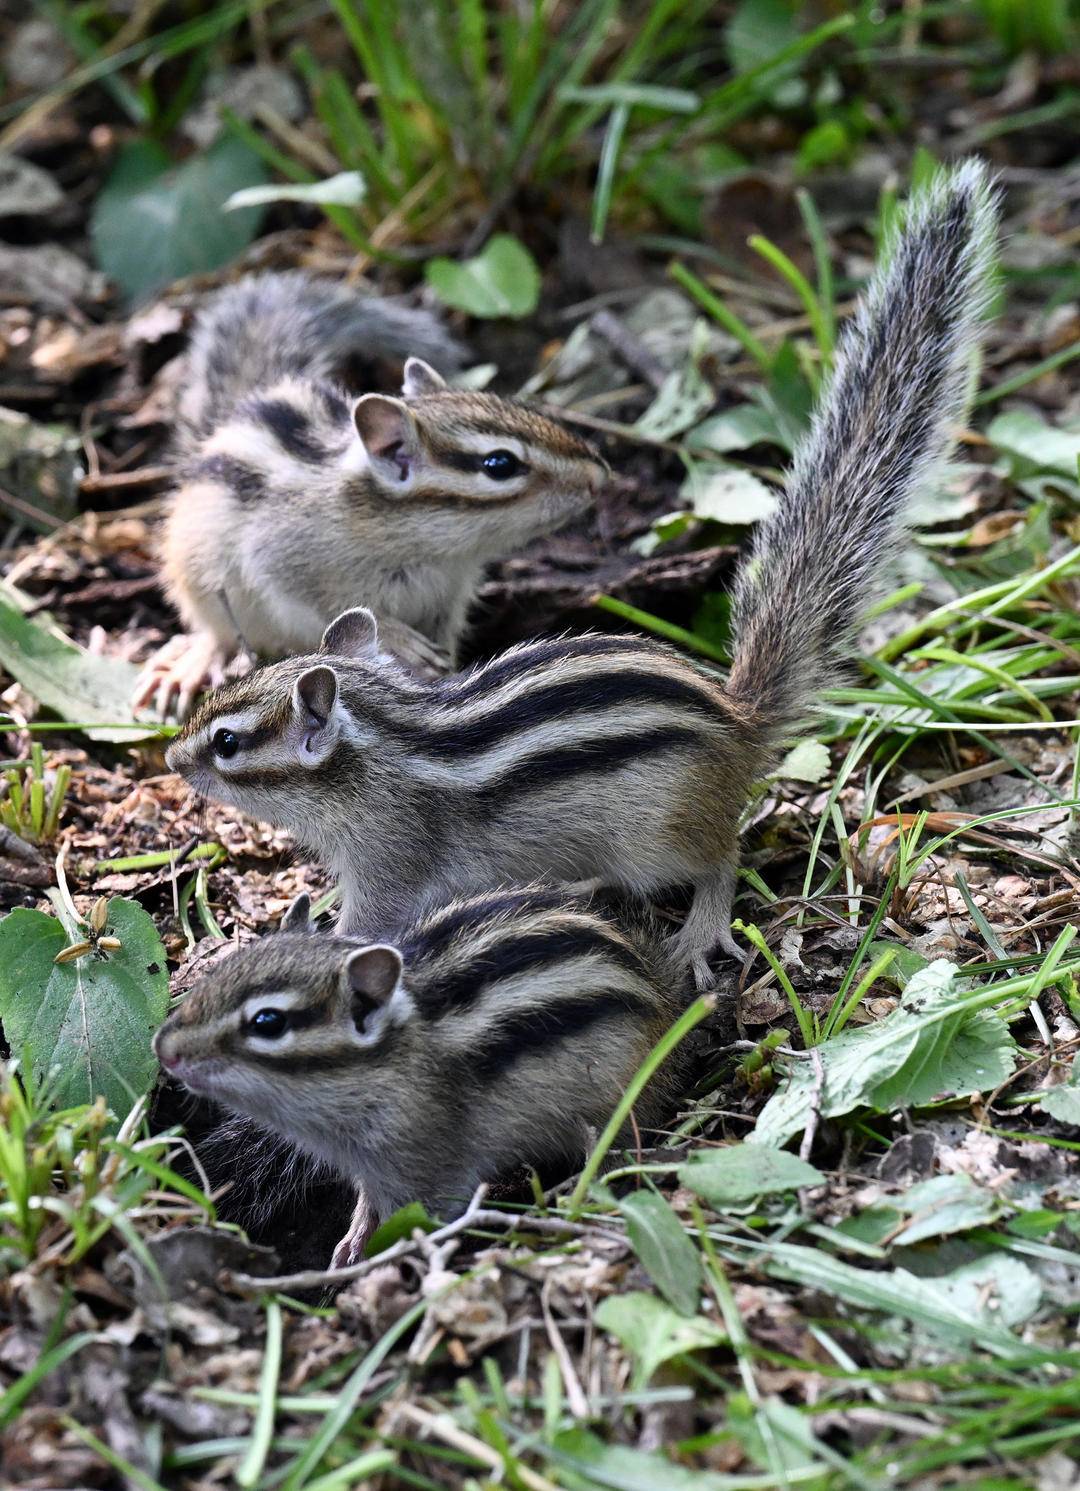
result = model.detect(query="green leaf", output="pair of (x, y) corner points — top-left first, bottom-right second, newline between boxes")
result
(687, 402), (783, 455)
(364, 1201), (435, 1256)
(680, 462), (778, 524)
(424, 234), (540, 319)
(891, 1174), (1001, 1246)
(549, 1428), (737, 1490)
(773, 739), (830, 784)
(0, 899), (169, 1121)
(679, 1143), (823, 1204)
(866, 940), (930, 989)
(726, 0), (799, 75)
(620, 1191), (702, 1317)
(0, 582), (154, 742)
(1041, 1053), (1080, 1125)
(796, 118), (851, 173)
(987, 409), (1080, 481)
(91, 136), (267, 303)
(762, 1241), (1035, 1359)
(224, 171), (367, 211)
(922, 1253), (1042, 1330)
(761, 342), (814, 448)
(594, 1291), (724, 1387)
(753, 961), (1018, 1147)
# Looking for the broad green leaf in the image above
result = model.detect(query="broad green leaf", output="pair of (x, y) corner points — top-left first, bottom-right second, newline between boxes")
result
(761, 342), (813, 448)
(891, 1174), (1000, 1246)
(796, 118), (851, 173)
(680, 462), (777, 524)
(224, 170), (366, 211)
(726, 0), (799, 74)
(866, 968), (1017, 1110)
(923, 1253), (1042, 1330)
(688, 402), (783, 455)
(774, 739), (831, 783)
(425, 234), (540, 319)
(91, 136), (267, 303)
(1040, 1053), (1080, 1125)
(620, 1191), (702, 1317)
(753, 961), (1017, 1147)
(866, 939), (930, 989)
(594, 1291), (724, 1387)
(679, 1143), (823, 1204)
(0, 583), (154, 742)
(0, 899), (169, 1121)
(762, 1241), (1034, 1359)
(987, 409), (1080, 481)
(550, 1428), (737, 1490)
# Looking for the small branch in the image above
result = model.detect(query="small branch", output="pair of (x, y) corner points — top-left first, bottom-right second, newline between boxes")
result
(226, 1198), (621, 1294)
(537, 402), (686, 455)
(589, 309), (667, 391)
(394, 1402), (562, 1491)
(79, 465), (172, 496)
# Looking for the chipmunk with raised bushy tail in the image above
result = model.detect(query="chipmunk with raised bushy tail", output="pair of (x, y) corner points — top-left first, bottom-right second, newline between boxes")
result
(154, 886), (691, 1266)
(136, 272), (608, 716)
(166, 163), (999, 985)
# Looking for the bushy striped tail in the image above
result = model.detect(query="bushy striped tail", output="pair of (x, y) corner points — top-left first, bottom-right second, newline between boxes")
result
(725, 159), (999, 753)
(178, 271), (465, 440)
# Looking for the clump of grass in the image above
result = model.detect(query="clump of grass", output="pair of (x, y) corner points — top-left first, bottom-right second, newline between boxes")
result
(0, 1061), (213, 1273)
(0, 743), (71, 845)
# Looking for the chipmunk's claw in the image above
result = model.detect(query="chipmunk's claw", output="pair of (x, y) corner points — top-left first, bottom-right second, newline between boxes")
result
(132, 632), (227, 722)
(330, 1188), (376, 1270)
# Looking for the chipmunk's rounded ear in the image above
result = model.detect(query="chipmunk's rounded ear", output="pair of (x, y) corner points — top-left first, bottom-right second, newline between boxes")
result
(354, 395), (421, 486)
(294, 665), (337, 724)
(402, 357), (446, 399)
(279, 893), (313, 935)
(321, 607), (379, 660)
(342, 945), (403, 1028)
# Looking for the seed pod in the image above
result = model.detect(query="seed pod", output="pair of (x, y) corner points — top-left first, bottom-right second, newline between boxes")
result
(54, 941), (91, 964)
(89, 897), (109, 935)
(97, 936), (123, 953)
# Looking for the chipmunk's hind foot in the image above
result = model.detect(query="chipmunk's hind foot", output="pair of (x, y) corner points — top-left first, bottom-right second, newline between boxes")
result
(666, 864), (743, 991)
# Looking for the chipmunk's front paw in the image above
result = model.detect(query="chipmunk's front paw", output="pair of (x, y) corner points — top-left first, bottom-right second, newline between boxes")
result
(132, 632), (227, 721)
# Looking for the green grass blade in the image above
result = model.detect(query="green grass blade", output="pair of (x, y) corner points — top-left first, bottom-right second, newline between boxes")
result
(669, 262), (772, 372)
(237, 1300), (283, 1488)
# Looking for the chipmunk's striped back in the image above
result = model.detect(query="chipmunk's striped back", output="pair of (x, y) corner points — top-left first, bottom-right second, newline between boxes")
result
(154, 886), (691, 1259)
(167, 620), (752, 968)
(400, 886), (676, 1079)
(174, 629), (742, 797)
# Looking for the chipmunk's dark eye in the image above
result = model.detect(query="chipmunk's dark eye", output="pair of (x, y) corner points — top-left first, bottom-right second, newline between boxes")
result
(481, 449), (526, 480)
(212, 728), (239, 759)
(248, 1008), (289, 1039)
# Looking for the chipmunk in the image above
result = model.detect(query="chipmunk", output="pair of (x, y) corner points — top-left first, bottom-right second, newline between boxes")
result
(165, 163), (999, 985)
(154, 886), (690, 1267)
(135, 271), (608, 717)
